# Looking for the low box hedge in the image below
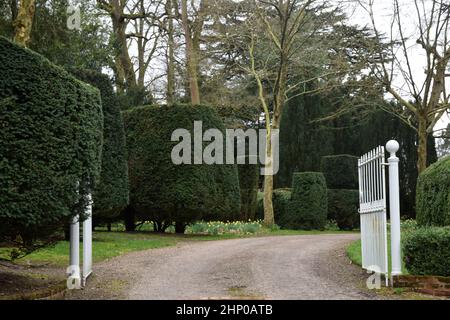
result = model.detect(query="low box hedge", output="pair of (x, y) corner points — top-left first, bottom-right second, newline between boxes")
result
(257, 189), (292, 224)
(282, 172), (327, 230)
(327, 189), (359, 230)
(416, 156), (450, 227)
(403, 227), (450, 277)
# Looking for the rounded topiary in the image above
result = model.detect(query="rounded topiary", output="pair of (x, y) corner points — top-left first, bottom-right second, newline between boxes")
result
(0, 37), (103, 248)
(69, 69), (129, 223)
(403, 227), (450, 276)
(282, 172), (327, 230)
(327, 189), (359, 230)
(321, 155), (358, 189)
(416, 156), (450, 227)
(123, 104), (241, 231)
(238, 162), (259, 221)
(257, 189), (292, 223)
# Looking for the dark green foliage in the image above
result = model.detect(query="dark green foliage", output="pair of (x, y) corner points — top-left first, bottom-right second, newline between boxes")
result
(69, 69), (129, 222)
(0, 37), (103, 249)
(335, 107), (437, 218)
(0, 1), (13, 38)
(277, 93), (334, 188)
(123, 104), (241, 228)
(256, 189), (292, 222)
(403, 227), (450, 276)
(321, 155), (358, 189)
(282, 173), (327, 230)
(118, 87), (153, 110)
(276, 95), (438, 219)
(238, 163), (259, 221)
(416, 156), (450, 227)
(30, 1), (111, 71)
(327, 189), (359, 230)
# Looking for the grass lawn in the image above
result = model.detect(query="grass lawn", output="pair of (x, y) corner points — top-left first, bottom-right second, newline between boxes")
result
(0, 232), (182, 266)
(346, 237), (409, 275)
(0, 228), (356, 267)
(346, 239), (363, 266)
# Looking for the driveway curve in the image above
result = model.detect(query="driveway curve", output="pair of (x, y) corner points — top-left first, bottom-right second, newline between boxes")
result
(124, 234), (376, 300)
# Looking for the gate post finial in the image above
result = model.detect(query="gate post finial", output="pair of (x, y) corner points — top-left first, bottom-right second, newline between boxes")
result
(386, 140), (400, 157)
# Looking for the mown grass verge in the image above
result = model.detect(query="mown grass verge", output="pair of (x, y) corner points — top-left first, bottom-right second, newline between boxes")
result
(346, 237), (409, 275)
(1, 226), (356, 266)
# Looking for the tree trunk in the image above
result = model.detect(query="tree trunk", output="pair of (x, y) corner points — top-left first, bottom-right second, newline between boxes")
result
(166, 0), (175, 104)
(124, 206), (136, 232)
(11, 0), (19, 21)
(263, 59), (287, 227)
(63, 224), (70, 241)
(110, 7), (136, 93)
(263, 127), (275, 227)
(181, 0), (200, 105)
(417, 114), (428, 174)
(175, 222), (186, 234)
(13, 0), (35, 46)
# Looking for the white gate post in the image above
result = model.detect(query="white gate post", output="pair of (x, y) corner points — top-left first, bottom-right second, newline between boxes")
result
(82, 193), (93, 286)
(386, 140), (402, 276)
(68, 214), (81, 286)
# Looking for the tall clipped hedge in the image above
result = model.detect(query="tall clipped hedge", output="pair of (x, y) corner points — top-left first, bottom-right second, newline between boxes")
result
(69, 69), (129, 222)
(0, 37), (103, 248)
(256, 189), (292, 223)
(321, 155), (358, 189)
(238, 163), (259, 221)
(327, 189), (359, 230)
(123, 104), (241, 231)
(322, 155), (359, 231)
(282, 173), (328, 230)
(416, 156), (450, 227)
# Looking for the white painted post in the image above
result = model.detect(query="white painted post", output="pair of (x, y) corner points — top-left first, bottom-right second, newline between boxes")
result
(82, 193), (93, 286)
(386, 140), (402, 276)
(69, 215), (80, 268)
(68, 214), (81, 288)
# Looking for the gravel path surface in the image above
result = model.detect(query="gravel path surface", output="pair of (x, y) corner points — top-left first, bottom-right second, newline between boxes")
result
(128, 234), (377, 300)
(67, 234), (385, 300)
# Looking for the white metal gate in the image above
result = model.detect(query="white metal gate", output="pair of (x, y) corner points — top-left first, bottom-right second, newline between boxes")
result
(358, 146), (389, 284)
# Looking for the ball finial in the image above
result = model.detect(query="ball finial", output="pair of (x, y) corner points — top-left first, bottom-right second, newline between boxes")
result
(386, 140), (400, 154)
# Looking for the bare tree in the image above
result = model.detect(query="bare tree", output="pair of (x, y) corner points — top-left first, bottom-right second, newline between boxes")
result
(172, 0), (209, 104)
(128, 0), (165, 91)
(359, 0), (450, 173)
(165, 0), (176, 104)
(240, 0), (347, 226)
(97, 0), (165, 97)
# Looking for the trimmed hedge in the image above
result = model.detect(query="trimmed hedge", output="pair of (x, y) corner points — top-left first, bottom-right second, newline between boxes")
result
(256, 189), (292, 223)
(69, 69), (129, 222)
(416, 156), (450, 227)
(321, 155), (358, 189)
(403, 227), (450, 276)
(238, 163), (259, 221)
(123, 104), (241, 229)
(0, 37), (103, 247)
(327, 189), (359, 230)
(282, 172), (327, 230)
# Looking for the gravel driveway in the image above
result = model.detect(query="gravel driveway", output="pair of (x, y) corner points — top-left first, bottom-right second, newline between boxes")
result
(67, 234), (386, 300)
